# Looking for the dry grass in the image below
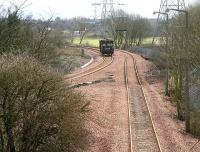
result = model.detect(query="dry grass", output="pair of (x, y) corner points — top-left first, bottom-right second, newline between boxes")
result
(50, 47), (91, 74)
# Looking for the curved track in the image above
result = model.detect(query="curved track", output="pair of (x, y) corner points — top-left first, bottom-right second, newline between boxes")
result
(123, 50), (162, 152)
(65, 48), (114, 81)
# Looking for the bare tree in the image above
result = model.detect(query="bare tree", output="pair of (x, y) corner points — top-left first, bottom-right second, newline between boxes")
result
(107, 10), (151, 48)
(168, 4), (200, 135)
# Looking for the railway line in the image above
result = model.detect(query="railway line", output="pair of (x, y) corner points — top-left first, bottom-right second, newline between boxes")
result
(123, 51), (162, 152)
(66, 47), (162, 151)
(65, 48), (114, 81)
(124, 58), (134, 152)
(66, 47), (200, 152)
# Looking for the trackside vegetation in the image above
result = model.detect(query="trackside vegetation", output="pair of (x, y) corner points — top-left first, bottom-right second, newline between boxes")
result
(0, 3), (89, 152)
(168, 4), (200, 135)
(0, 54), (88, 151)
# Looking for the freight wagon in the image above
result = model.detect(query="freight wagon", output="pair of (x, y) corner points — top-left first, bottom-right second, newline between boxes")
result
(99, 39), (114, 56)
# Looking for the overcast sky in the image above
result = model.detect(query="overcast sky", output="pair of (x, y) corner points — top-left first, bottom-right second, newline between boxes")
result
(2, 0), (199, 19)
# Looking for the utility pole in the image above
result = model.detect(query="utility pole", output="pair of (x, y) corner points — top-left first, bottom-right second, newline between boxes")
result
(153, 11), (169, 96)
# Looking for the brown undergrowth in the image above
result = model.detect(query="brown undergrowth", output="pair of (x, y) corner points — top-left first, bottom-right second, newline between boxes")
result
(0, 54), (89, 152)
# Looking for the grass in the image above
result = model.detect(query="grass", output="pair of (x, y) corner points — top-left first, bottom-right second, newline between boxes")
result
(143, 37), (154, 44)
(57, 47), (87, 56)
(52, 47), (90, 74)
(142, 37), (161, 45)
(70, 36), (162, 47)
(72, 37), (100, 47)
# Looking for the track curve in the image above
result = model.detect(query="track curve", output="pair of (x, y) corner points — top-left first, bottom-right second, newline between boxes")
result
(65, 48), (114, 81)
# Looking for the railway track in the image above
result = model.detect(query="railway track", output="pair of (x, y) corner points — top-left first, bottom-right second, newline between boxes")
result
(123, 51), (162, 152)
(124, 58), (134, 152)
(66, 47), (161, 151)
(65, 48), (114, 81)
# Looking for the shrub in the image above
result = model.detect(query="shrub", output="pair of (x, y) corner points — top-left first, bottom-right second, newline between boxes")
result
(0, 54), (88, 152)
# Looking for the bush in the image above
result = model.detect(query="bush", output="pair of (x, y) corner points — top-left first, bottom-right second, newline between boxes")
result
(0, 54), (88, 152)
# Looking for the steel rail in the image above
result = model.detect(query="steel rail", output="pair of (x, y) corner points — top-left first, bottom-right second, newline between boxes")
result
(65, 57), (105, 80)
(65, 48), (114, 80)
(123, 50), (162, 152)
(124, 57), (134, 152)
(65, 48), (104, 79)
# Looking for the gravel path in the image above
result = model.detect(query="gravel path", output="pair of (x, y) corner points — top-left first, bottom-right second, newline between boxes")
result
(73, 51), (130, 151)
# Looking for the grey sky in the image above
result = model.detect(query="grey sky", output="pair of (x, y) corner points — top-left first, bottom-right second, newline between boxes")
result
(2, 0), (198, 19)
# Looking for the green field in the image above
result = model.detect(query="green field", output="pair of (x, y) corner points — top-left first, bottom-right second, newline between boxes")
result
(72, 37), (100, 47)
(143, 37), (161, 45)
(71, 36), (161, 47)
(143, 37), (154, 44)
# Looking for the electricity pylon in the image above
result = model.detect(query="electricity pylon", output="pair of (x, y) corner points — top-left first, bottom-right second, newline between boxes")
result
(92, 0), (115, 26)
(101, 0), (114, 21)
(152, 0), (186, 44)
(92, 2), (101, 24)
(92, 0), (125, 38)
(101, 0), (114, 38)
